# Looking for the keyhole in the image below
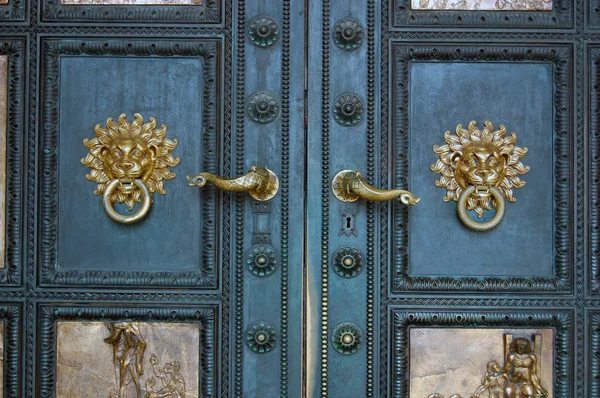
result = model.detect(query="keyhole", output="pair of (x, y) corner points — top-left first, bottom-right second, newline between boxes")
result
(346, 217), (352, 228)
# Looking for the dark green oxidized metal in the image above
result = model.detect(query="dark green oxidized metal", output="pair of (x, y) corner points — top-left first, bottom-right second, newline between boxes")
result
(332, 18), (364, 51)
(331, 322), (363, 355)
(332, 93), (364, 127)
(247, 245), (277, 277)
(332, 247), (363, 278)
(249, 15), (279, 48)
(246, 321), (277, 354)
(247, 91), (281, 124)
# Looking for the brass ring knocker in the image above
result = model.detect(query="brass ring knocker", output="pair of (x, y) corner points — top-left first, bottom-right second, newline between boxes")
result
(102, 179), (152, 224)
(456, 186), (506, 232)
(82, 113), (180, 224)
(431, 121), (530, 232)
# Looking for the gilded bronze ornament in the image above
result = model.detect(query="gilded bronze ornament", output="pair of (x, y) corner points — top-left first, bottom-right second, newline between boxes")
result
(331, 322), (363, 355)
(427, 334), (548, 398)
(332, 18), (364, 51)
(332, 93), (364, 126)
(246, 91), (281, 124)
(104, 322), (146, 398)
(187, 165), (279, 201)
(431, 121), (529, 232)
(246, 245), (277, 277)
(81, 113), (180, 224)
(332, 247), (364, 278)
(246, 321), (277, 354)
(248, 15), (279, 48)
(103, 322), (189, 398)
(332, 169), (420, 205)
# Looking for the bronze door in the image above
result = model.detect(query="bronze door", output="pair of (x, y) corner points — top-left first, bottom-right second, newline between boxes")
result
(0, 0), (597, 396)
(306, 0), (595, 397)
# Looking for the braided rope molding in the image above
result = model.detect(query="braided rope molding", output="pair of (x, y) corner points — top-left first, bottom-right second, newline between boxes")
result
(280, 0), (291, 395)
(320, 0), (331, 395)
(0, 0), (25, 22)
(589, 46), (600, 294)
(36, 304), (216, 397)
(233, 0), (245, 394)
(40, 0), (220, 24)
(392, 43), (574, 293)
(391, 309), (574, 398)
(219, 0), (233, 395)
(366, 0), (376, 396)
(591, 311), (600, 397)
(37, 38), (219, 288)
(0, 38), (25, 287)
(391, 0), (573, 29)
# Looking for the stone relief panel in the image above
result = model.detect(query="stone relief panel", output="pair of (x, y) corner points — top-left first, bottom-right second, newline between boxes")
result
(411, 0), (552, 10)
(410, 328), (553, 398)
(56, 322), (200, 398)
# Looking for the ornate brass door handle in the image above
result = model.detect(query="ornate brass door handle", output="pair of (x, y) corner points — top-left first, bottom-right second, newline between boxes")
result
(81, 113), (180, 224)
(331, 169), (420, 205)
(187, 166), (279, 201)
(431, 121), (529, 232)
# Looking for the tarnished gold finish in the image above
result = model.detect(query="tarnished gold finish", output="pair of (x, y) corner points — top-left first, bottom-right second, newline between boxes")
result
(331, 169), (420, 205)
(427, 334), (548, 398)
(103, 322), (188, 398)
(104, 322), (147, 398)
(187, 165), (279, 201)
(81, 113), (180, 224)
(431, 121), (529, 231)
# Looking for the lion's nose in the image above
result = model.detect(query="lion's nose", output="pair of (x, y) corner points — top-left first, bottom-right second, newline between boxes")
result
(118, 162), (134, 171)
(476, 169), (491, 178)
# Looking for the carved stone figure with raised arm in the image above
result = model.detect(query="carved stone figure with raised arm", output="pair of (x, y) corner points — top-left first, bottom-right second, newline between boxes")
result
(145, 353), (186, 398)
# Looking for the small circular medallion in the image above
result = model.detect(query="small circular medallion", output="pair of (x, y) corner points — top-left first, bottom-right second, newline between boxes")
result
(332, 247), (364, 278)
(332, 322), (363, 355)
(332, 19), (364, 51)
(246, 321), (277, 354)
(332, 93), (364, 127)
(246, 245), (277, 277)
(247, 91), (281, 124)
(249, 15), (279, 48)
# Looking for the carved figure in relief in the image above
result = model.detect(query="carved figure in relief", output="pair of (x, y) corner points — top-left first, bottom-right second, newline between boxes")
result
(145, 354), (186, 398)
(470, 361), (509, 398)
(427, 335), (548, 398)
(104, 322), (147, 398)
(502, 338), (547, 398)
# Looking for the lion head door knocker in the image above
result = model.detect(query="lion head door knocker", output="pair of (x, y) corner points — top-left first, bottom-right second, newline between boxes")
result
(430, 121), (530, 232)
(81, 113), (180, 224)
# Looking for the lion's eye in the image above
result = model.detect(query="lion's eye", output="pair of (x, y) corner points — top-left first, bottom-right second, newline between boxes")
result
(132, 149), (144, 158)
(488, 157), (499, 167)
(111, 149), (122, 158)
(464, 157), (478, 167)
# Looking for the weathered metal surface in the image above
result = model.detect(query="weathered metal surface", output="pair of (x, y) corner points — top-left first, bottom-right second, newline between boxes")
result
(56, 322), (200, 398)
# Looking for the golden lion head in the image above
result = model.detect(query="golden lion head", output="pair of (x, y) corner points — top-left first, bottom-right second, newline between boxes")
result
(431, 121), (529, 218)
(81, 113), (180, 210)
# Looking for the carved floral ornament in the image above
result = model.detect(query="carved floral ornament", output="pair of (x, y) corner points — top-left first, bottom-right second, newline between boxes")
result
(431, 121), (529, 232)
